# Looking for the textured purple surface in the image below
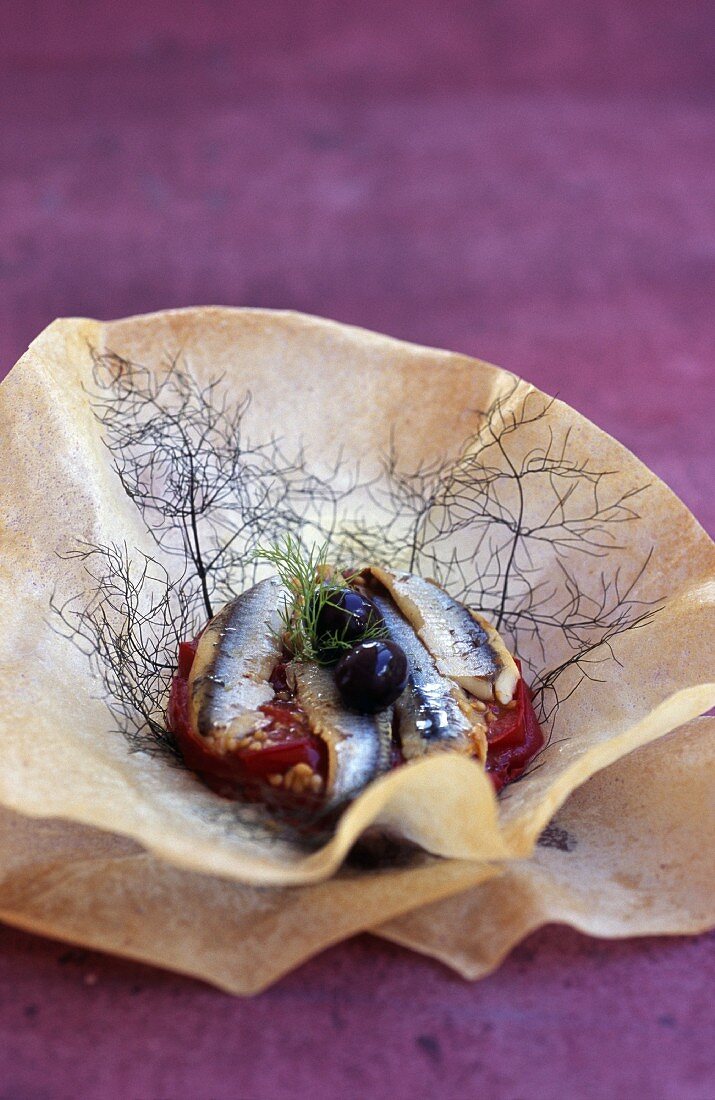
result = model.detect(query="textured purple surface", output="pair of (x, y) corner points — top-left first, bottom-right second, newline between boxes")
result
(1, 3), (714, 1097)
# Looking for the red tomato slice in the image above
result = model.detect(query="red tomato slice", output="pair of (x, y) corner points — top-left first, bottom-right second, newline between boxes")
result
(485, 661), (544, 791)
(177, 640), (198, 680)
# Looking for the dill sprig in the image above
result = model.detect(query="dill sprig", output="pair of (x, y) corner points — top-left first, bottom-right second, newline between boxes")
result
(254, 535), (385, 662)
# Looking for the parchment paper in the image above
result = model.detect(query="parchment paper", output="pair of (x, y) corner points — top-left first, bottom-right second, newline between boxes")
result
(0, 308), (712, 988)
(378, 715), (715, 976)
(0, 716), (710, 995)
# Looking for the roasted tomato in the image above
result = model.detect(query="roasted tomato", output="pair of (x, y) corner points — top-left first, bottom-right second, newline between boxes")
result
(167, 640), (327, 802)
(485, 661), (544, 791)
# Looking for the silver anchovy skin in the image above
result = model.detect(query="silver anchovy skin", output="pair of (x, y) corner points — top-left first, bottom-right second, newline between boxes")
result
(290, 661), (393, 805)
(188, 576), (288, 746)
(368, 567), (519, 704)
(371, 593), (487, 762)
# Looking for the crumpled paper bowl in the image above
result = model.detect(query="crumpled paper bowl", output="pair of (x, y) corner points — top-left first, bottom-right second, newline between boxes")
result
(0, 308), (712, 991)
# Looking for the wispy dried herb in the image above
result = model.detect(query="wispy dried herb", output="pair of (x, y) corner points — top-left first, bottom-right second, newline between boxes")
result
(88, 349), (354, 620)
(50, 541), (188, 760)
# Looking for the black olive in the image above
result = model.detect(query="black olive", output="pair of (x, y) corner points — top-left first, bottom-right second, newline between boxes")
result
(313, 587), (383, 657)
(335, 640), (409, 713)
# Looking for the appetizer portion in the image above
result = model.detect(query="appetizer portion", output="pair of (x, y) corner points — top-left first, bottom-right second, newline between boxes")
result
(167, 544), (544, 813)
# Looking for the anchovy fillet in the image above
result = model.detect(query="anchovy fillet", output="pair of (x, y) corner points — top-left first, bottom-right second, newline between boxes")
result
(371, 593), (487, 763)
(368, 567), (518, 705)
(290, 661), (393, 805)
(188, 576), (287, 747)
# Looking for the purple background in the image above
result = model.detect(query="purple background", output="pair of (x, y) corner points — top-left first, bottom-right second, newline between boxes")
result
(1, 2), (713, 1097)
